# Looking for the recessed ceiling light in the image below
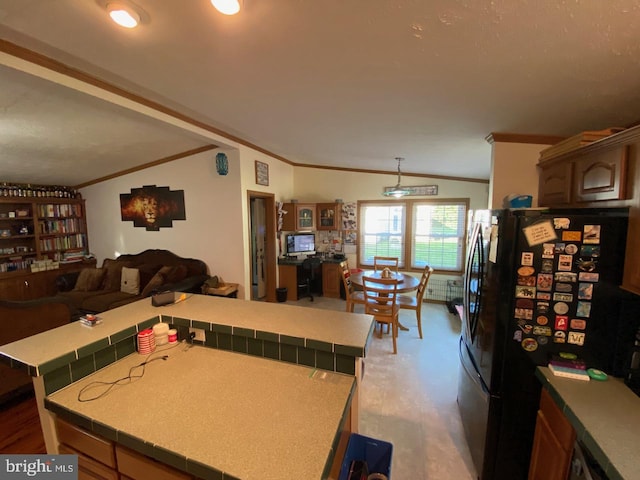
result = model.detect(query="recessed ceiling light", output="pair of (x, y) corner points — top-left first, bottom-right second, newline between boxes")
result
(107, 2), (140, 28)
(211, 0), (241, 15)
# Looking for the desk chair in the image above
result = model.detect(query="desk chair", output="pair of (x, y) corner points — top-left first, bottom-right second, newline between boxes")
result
(373, 256), (399, 273)
(362, 276), (400, 354)
(339, 261), (366, 313)
(397, 265), (434, 339)
(298, 257), (322, 301)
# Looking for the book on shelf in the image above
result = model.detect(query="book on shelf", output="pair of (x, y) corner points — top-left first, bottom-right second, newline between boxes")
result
(548, 356), (587, 370)
(548, 363), (590, 381)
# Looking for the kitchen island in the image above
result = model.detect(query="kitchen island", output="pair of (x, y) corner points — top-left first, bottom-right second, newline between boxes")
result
(536, 367), (640, 480)
(0, 294), (374, 479)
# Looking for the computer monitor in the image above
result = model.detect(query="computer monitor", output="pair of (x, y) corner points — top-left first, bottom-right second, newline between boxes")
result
(286, 233), (316, 255)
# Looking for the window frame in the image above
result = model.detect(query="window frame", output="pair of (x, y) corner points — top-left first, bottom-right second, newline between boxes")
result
(357, 198), (469, 274)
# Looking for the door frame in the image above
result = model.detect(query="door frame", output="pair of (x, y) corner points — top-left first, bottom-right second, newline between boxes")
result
(247, 190), (277, 302)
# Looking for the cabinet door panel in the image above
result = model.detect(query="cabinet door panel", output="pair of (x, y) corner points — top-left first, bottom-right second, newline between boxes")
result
(528, 411), (571, 480)
(574, 147), (628, 202)
(538, 162), (572, 206)
(622, 210), (640, 295)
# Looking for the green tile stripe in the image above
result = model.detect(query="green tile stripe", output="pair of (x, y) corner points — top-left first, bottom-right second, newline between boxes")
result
(322, 379), (356, 479)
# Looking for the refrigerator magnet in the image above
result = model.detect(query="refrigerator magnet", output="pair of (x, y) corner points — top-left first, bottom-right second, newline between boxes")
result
(521, 252), (534, 266)
(553, 218), (570, 229)
(565, 244), (578, 255)
(555, 315), (569, 330)
(562, 230), (582, 241)
(554, 331), (567, 343)
(536, 315), (549, 325)
(521, 338), (538, 351)
(568, 332), (586, 346)
(576, 301), (592, 317)
(517, 266), (535, 276)
(557, 254), (573, 271)
(583, 225), (601, 244)
(537, 336), (549, 345)
(570, 319), (587, 330)
(578, 272), (599, 282)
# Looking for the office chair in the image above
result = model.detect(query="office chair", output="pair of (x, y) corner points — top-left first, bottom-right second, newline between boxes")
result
(298, 257), (322, 301)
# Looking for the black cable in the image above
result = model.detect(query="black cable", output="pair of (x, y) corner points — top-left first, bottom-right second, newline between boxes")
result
(76, 343), (179, 402)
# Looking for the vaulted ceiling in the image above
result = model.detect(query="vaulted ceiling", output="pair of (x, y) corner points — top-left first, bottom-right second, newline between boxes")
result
(2, 1), (640, 187)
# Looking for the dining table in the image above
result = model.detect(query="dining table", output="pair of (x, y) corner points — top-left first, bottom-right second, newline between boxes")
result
(349, 269), (420, 331)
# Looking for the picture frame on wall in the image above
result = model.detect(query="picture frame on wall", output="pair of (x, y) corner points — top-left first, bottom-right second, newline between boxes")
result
(255, 160), (269, 186)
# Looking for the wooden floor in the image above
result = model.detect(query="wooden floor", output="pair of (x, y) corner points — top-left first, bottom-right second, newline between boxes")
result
(0, 392), (46, 454)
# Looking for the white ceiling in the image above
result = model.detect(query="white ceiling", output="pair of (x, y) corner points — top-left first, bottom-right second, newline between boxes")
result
(2, 0), (640, 187)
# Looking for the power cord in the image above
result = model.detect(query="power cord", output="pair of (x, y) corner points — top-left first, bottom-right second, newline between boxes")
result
(76, 342), (181, 402)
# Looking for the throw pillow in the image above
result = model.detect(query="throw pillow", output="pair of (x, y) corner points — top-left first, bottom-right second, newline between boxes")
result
(140, 270), (166, 297)
(137, 263), (163, 293)
(164, 264), (188, 284)
(121, 267), (140, 295)
(73, 268), (106, 292)
(102, 259), (134, 291)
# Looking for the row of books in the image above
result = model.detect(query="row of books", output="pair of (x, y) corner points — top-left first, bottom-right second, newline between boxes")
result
(38, 218), (83, 235)
(547, 356), (590, 381)
(39, 233), (86, 251)
(36, 203), (83, 219)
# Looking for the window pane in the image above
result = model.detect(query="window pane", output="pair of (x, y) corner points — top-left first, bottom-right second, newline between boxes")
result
(412, 203), (466, 271)
(359, 204), (405, 266)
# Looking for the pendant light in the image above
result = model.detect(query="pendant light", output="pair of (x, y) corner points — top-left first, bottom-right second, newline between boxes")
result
(383, 157), (412, 198)
(211, 0), (242, 15)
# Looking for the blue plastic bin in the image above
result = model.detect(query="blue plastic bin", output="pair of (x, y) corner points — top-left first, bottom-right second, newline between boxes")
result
(338, 433), (393, 480)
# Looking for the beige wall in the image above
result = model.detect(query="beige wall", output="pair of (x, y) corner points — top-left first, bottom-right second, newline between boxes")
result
(489, 142), (548, 209)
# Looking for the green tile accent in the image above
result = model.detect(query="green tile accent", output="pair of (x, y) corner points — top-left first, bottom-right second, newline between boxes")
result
(335, 354), (356, 375)
(247, 338), (263, 357)
(281, 334), (304, 347)
(218, 333), (232, 351)
(92, 420), (118, 442)
(335, 344), (363, 357)
(264, 340), (279, 360)
(172, 316), (191, 328)
(160, 314), (172, 323)
(233, 327), (255, 338)
(186, 458), (223, 480)
(605, 463), (624, 480)
(581, 430), (609, 474)
(110, 326), (137, 344)
(298, 347), (315, 367)
(232, 336), (248, 353)
(77, 338), (110, 359)
(61, 409), (93, 432)
(193, 339), (205, 346)
(193, 320), (211, 331)
(70, 355), (95, 382)
(256, 330), (278, 343)
(316, 351), (335, 371)
(306, 339), (333, 352)
(28, 364), (37, 376)
(116, 337), (137, 359)
(94, 345), (117, 371)
(153, 445), (188, 471)
(280, 344), (297, 363)
(205, 331), (218, 349)
(137, 317), (158, 331)
(118, 432), (155, 458)
(39, 351), (77, 376)
(211, 323), (232, 334)
(44, 365), (72, 395)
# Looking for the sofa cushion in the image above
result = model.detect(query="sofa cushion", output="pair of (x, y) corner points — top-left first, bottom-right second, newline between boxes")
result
(140, 270), (166, 297)
(73, 268), (106, 292)
(81, 291), (140, 313)
(121, 267), (140, 295)
(159, 264), (188, 284)
(138, 263), (163, 291)
(102, 259), (134, 291)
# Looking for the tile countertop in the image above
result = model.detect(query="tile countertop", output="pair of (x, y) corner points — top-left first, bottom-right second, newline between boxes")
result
(536, 367), (640, 480)
(0, 294), (374, 375)
(46, 345), (355, 480)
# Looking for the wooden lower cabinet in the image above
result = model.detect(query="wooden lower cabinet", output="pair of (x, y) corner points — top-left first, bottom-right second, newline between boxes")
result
(0, 261), (94, 300)
(322, 262), (342, 298)
(55, 418), (197, 480)
(528, 389), (576, 480)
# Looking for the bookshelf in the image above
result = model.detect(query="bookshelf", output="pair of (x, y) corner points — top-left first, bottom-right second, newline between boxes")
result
(0, 196), (91, 299)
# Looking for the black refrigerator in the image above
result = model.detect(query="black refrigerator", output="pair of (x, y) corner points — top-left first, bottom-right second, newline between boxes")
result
(457, 207), (630, 480)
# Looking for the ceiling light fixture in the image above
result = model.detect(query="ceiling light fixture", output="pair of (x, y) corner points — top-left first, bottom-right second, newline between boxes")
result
(211, 0), (242, 15)
(383, 157), (412, 198)
(107, 2), (141, 28)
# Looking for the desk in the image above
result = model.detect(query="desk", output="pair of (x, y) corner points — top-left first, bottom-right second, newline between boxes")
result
(278, 258), (343, 301)
(350, 270), (419, 331)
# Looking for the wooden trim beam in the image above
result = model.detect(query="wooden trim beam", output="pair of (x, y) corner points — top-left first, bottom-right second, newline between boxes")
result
(486, 132), (566, 146)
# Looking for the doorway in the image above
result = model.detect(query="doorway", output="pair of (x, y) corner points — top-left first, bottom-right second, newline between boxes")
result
(248, 191), (277, 302)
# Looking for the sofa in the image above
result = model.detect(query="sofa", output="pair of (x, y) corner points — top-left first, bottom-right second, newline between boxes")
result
(56, 249), (209, 314)
(0, 296), (74, 405)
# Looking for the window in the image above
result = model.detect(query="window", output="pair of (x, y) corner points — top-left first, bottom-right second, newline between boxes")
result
(359, 199), (468, 272)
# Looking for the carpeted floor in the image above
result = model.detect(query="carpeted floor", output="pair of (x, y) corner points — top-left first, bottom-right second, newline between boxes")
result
(286, 296), (477, 479)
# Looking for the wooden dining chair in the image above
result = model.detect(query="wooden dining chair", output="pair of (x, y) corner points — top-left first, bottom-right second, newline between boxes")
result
(397, 265), (434, 339)
(339, 261), (366, 312)
(362, 275), (400, 354)
(373, 256), (399, 273)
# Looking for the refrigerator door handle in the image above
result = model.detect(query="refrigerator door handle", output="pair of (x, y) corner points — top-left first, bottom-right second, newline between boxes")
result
(459, 337), (489, 395)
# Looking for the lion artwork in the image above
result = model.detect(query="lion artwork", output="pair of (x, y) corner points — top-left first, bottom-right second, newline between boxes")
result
(120, 185), (186, 231)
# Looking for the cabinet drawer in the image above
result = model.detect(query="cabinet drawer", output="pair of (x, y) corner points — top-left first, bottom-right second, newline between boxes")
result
(539, 388), (575, 450)
(58, 444), (119, 480)
(56, 418), (117, 468)
(115, 445), (192, 480)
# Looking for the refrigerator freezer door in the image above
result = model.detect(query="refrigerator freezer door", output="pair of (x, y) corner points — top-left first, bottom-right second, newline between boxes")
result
(457, 337), (491, 478)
